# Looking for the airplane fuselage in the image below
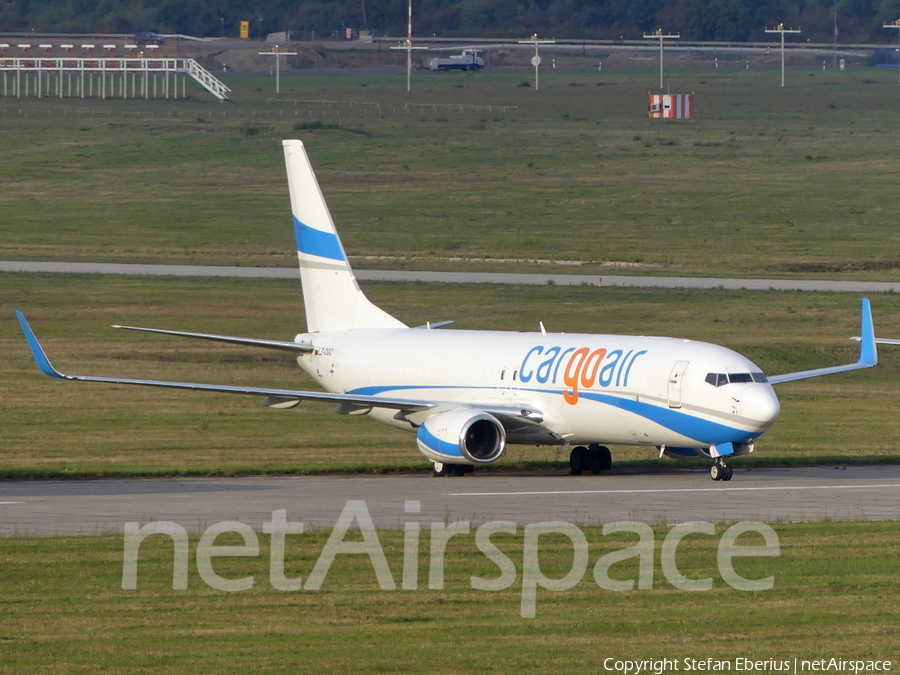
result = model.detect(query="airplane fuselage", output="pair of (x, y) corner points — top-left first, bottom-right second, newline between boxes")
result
(296, 328), (781, 452)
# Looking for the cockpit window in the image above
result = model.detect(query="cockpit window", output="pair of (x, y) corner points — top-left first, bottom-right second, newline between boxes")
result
(705, 372), (768, 387)
(705, 373), (729, 387)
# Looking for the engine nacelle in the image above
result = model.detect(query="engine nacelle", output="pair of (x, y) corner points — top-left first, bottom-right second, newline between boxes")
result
(416, 409), (506, 464)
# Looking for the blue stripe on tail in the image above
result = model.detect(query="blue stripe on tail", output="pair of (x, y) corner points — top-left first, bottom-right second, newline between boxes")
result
(293, 216), (345, 261)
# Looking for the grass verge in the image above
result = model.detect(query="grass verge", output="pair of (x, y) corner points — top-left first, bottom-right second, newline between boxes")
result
(2, 71), (900, 279)
(0, 521), (897, 672)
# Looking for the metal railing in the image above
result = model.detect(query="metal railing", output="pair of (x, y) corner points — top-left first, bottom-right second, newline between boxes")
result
(0, 57), (230, 100)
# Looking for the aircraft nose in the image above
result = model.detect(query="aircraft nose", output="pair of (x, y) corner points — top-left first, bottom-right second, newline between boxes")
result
(742, 385), (781, 430)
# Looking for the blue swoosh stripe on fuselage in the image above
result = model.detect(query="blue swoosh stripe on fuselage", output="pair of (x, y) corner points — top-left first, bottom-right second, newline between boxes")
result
(293, 216), (345, 261)
(575, 391), (754, 445)
(347, 384), (758, 446)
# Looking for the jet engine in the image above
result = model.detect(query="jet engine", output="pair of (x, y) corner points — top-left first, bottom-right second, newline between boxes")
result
(416, 409), (506, 464)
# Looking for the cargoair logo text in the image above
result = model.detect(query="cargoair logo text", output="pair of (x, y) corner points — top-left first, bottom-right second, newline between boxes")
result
(519, 346), (647, 404)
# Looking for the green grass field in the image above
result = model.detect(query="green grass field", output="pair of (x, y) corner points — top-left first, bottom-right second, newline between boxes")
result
(2, 69), (900, 278)
(1, 521), (897, 673)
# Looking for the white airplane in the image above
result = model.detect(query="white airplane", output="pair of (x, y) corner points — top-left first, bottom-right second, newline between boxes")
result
(16, 139), (879, 481)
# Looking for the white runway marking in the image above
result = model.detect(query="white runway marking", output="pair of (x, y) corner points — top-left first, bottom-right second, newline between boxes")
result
(0, 502), (24, 505)
(446, 483), (900, 497)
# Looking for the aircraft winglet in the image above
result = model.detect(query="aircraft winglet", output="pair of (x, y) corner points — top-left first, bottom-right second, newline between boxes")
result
(858, 297), (877, 366)
(768, 298), (877, 385)
(16, 311), (65, 379)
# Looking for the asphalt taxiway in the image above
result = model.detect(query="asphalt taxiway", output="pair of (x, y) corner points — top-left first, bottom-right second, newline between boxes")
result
(1, 466), (898, 536)
(3, 260), (900, 292)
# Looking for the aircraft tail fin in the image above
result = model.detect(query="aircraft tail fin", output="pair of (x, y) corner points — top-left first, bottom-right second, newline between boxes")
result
(282, 139), (406, 333)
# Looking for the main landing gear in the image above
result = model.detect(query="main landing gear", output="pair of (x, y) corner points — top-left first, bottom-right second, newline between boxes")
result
(432, 462), (475, 477)
(433, 444), (615, 478)
(569, 444), (613, 475)
(710, 459), (733, 482)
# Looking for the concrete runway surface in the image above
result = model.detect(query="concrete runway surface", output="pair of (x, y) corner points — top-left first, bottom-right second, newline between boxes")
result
(1, 466), (898, 536)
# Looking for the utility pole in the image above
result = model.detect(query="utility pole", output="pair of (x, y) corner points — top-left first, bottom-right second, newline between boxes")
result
(765, 24), (801, 87)
(390, 0), (427, 92)
(884, 20), (900, 85)
(517, 34), (555, 91)
(643, 28), (679, 90)
(833, 0), (838, 70)
(259, 46), (297, 94)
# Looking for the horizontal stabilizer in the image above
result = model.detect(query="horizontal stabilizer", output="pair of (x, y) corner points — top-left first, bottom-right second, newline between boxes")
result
(112, 325), (313, 353)
(856, 337), (900, 346)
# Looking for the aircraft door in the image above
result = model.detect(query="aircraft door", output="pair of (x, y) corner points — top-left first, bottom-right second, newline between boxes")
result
(667, 361), (689, 408)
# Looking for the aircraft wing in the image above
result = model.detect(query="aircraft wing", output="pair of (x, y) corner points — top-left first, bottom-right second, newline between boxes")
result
(16, 312), (542, 423)
(767, 298), (877, 384)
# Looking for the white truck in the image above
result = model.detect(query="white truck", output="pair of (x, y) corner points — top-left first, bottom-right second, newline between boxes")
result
(421, 48), (485, 71)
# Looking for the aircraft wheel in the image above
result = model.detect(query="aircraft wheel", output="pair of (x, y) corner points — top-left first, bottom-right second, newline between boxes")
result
(433, 462), (451, 477)
(589, 444), (613, 474)
(455, 464), (474, 476)
(710, 463), (722, 481)
(722, 464), (734, 481)
(569, 446), (588, 475)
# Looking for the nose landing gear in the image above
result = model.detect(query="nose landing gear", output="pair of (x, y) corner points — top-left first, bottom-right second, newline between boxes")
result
(710, 459), (733, 481)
